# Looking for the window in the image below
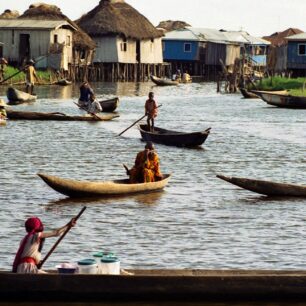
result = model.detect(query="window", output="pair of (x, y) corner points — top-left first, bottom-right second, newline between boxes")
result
(298, 44), (306, 56)
(120, 37), (127, 52)
(67, 35), (71, 46)
(184, 43), (191, 52)
(54, 34), (58, 44)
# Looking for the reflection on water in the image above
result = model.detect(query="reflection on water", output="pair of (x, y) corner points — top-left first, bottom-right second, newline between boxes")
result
(0, 81), (305, 273)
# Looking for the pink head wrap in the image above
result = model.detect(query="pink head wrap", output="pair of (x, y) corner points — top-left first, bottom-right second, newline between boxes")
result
(25, 217), (44, 233)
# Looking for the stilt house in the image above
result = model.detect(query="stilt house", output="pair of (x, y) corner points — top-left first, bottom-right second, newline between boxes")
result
(77, 0), (164, 81)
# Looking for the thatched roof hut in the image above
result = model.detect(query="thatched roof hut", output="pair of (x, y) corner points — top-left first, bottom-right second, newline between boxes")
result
(19, 3), (96, 50)
(263, 28), (303, 47)
(157, 20), (191, 33)
(76, 0), (163, 40)
(0, 9), (20, 19)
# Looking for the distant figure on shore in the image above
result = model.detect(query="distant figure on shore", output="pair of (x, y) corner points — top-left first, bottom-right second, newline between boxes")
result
(25, 59), (38, 95)
(12, 217), (76, 274)
(145, 92), (158, 131)
(127, 142), (163, 183)
(0, 99), (7, 119)
(79, 82), (95, 108)
(0, 57), (8, 83)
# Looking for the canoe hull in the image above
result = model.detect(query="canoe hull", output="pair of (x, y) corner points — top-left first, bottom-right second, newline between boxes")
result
(217, 174), (306, 197)
(2, 270), (306, 302)
(38, 173), (171, 198)
(6, 110), (119, 121)
(139, 124), (210, 147)
(7, 87), (37, 104)
(99, 97), (119, 112)
(251, 90), (306, 109)
(150, 75), (179, 86)
(239, 88), (259, 99)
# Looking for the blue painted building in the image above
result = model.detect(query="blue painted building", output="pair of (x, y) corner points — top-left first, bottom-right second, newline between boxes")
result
(286, 32), (306, 76)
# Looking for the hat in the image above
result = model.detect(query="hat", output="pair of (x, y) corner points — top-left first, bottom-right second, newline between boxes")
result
(28, 59), (35, 64)
(0, 99), (7, 107)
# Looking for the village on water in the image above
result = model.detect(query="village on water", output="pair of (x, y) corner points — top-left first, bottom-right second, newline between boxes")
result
(0, 0), (305, 304)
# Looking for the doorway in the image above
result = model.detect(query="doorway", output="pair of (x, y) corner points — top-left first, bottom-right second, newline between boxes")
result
(19, 34), (30, 64)
(136, 40), (140, 63)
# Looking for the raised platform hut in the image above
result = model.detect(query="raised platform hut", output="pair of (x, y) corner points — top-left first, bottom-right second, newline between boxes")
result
(77, 0), (166, 81)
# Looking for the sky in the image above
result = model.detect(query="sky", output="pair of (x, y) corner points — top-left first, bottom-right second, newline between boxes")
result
(0, 0), (305, 37)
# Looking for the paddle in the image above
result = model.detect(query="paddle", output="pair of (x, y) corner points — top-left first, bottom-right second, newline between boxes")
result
(37, 206), (87, 269)
(74, 102), (104, 121)
(0, 54), (50, 85)
(118, 104), (162, 136)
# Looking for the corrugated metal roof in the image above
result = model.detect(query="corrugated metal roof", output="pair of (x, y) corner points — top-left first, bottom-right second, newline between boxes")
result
(164, 27), (270, 45)
(0, 19), (76, 31)
(286, 32), (306, 40)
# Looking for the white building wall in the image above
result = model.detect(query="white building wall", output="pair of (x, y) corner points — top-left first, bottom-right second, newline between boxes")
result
(117, 37), (137, 63)
(140, 38), (163, 64)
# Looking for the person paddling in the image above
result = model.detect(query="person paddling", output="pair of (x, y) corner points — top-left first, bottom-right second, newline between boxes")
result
(25, 59), (38, 95)
(12, 217), (76, 273)
(79, 81), (95, 109)
(145, 92), (158, 132)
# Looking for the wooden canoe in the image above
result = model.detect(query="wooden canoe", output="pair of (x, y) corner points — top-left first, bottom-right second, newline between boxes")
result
(0, 118), (6, 126)
(55, 79), (72, 86)
(2, 270), (306, 302)
(217, 174), (306, 197)
(99, 97), (120, 112)
(6, 87), (37, 104)
(38, 173), (171, 198)
(239, 87), (259, 99)
(150, 75), (179, 86)
(250, 90), (306, 109)
(139, 124), (211, 147)
(6, 110), (119, 121)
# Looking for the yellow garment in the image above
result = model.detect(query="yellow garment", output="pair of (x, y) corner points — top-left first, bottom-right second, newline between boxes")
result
(0, 108), (6, 119)
(26, 66), (37, 84)
(129, 150), (162, 183)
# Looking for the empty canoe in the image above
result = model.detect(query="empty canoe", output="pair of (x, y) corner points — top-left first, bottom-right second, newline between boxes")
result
(150, 75), (179, 86)
(250, 90), (306, 109)
(217, 174), (306, 197)
(6, 110), (119, 121)
(55, 79), (72, 86)
(7, 87), (37, 104)
(139, 124), (211, 147)
(99, 97), (120, 112)
(38, 173), (171, 198)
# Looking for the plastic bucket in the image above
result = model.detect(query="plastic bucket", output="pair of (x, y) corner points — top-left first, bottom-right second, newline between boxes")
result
(93, 252), (104, 274)
(100, 256), (120, 275)
(77, 259), (98, 274)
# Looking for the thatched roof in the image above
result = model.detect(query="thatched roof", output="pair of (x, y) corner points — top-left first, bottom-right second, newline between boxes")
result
(19, 3), (96, 50)
(76, 0), (163, 40)
(0, 9), (20, 19)
(263, 28), (304, 47)
(157, 20), (191, 33)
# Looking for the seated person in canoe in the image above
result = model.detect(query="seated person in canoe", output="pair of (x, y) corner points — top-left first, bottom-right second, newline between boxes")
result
(182, 71), (191, 83)
(0, 99), (7, 119)
(87, 95), (102, 115)
(25, 59), (38, 95)
(79, 82), (95, 108)
(127, 142), (163, 183)
(145, 92), (158, 132)
(12, 217), (76, 274)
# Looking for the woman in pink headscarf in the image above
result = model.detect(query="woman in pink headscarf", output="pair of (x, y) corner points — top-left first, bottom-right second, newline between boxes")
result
(13, 217), (76, 274)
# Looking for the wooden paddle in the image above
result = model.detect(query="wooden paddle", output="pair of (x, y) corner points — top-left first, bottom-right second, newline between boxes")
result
(74, 102), (103, 121)
(37, 206), (87, 269)
(118, 104), (162, 136)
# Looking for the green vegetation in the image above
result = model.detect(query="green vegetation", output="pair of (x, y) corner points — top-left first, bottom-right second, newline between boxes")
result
(2, 65), (52, 84)
(254, 76), (306, 96)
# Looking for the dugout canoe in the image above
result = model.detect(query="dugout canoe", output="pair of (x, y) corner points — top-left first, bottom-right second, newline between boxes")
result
(37, 173), (171, 198)
(6, 87), (37, 104)
(55, 79), (72, 86)
(2, 270), (306, 302)
(250, 90), (306, 109)
(239, 87), (259, 99)
(6, 110), (119, 121)
(150, 75), (179, 86)
(99, 97), (119, 112)
(0, 118), (6, 125)
(217, 174), (306, 197)
(139, 124), (211, 147)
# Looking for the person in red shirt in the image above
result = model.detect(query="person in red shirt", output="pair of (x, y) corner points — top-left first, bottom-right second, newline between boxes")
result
(145, 92), (158, 131)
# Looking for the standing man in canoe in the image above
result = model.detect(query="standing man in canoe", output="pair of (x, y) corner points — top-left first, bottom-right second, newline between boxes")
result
(145, 92), (158, 132)
(0, 99), (7, 120)
(25, 59), (38, 95)
(127, 142), (163, 183)
(79, 81), (95, 109)
(12, 217), (76, 273)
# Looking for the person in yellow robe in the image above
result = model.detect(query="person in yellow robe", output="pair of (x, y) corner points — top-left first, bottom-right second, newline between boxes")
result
(128, 142), (162, 183)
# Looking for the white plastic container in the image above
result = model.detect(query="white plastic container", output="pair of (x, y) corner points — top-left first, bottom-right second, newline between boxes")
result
(100, 256), (120, 275)
(77, 259), (98, 274)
